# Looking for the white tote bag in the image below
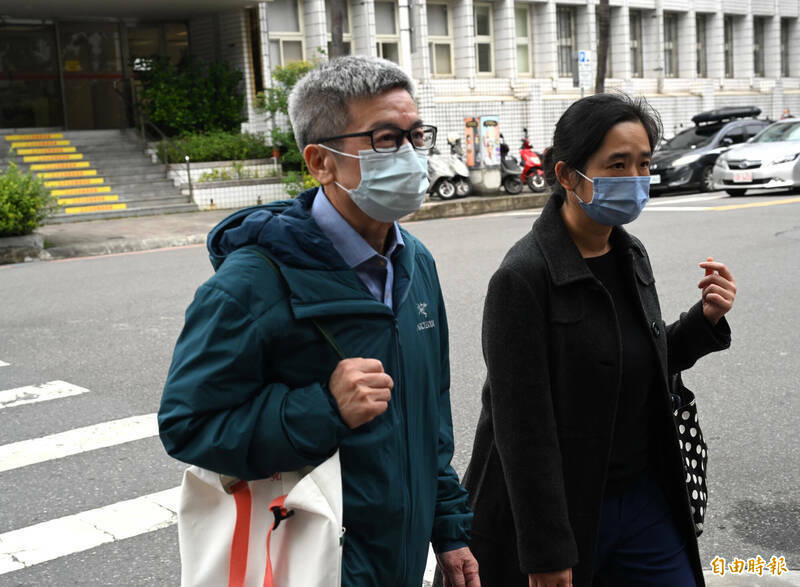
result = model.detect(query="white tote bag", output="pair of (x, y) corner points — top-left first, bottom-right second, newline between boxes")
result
(177, 451), (344, 587)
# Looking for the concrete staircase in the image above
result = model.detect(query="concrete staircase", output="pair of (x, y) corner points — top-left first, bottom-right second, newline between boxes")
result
(1, 128), (198, 223)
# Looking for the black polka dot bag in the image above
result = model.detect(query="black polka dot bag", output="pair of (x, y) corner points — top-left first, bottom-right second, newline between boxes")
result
(670, 373), (708, 537)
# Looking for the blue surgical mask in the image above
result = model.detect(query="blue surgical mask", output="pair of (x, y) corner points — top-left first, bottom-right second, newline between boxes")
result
(319, 143), (429, 222)
(573, 170), (650, 225)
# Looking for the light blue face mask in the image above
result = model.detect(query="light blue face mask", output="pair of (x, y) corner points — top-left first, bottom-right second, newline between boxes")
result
(573, 170), (651, 225)
(319, 143), (429, 223)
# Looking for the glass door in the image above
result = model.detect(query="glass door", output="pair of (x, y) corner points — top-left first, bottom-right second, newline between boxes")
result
(59, 22), (125, 129)
(0, 24), (63, 129)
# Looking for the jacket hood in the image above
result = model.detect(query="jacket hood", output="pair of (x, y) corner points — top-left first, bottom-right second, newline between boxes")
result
(207, 188), (349, 272)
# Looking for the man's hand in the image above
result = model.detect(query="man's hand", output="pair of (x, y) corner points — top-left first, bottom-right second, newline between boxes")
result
(529, 568), (572, 587)
(698, 257), (737, 326)
(436, 547), (480, 587)
(328, 358), (393, 429)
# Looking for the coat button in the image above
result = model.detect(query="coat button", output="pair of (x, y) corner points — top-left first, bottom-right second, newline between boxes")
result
(651, 321), (661, 337)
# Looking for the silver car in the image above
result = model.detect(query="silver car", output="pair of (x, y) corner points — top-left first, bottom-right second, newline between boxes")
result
(712, 118), (800, 196)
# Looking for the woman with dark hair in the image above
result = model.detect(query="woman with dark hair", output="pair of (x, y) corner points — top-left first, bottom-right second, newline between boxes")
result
(461, 93), (737, 586)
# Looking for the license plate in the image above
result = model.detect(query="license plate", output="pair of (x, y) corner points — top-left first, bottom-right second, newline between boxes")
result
(650, 174), (661, 185)
(732, 171), (753, 183)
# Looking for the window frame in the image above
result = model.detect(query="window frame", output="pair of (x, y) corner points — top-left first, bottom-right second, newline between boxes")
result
(375, 1), (401, 64)
(663, 12), (678, 78)
(427, 1), (455, 77)
(629, 9), (643, 79)
(557, 5), (577, 78)
(474, 2), (494, 75)
(723, 15), (734, 78)
(515, 4), (532, 76)
(266, 0), (305, 68)
(780, 18), (790, 78)
(753, 16), (766, 77)
(696, 13), (707, 77)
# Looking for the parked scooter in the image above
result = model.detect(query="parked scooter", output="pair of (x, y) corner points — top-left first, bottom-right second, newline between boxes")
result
(520, 128), (547, 192)
(427, 136), (471, 200)
(427, 146), (457, 200)
(447, 135), (471, 198)
(499, 135), (524, 194)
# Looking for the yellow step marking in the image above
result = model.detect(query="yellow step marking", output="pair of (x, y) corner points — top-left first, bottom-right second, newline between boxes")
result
(23, 154), (83, 162)
(4, 133), (63, 141)
(51, 186), (111, 196)
(45, 177), (104, 188)
(64, 203), (127, 215)
(710, 197), (800, 211)
(58, 195), (119, 205)
(16, 147), (77, 155)
(30, 161), (90, 171)
(10, 140), (70, 148)
(37, 170), (97, 179)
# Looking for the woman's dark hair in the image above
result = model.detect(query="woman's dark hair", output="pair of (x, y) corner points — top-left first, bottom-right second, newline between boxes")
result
(543, 92), (663, 200)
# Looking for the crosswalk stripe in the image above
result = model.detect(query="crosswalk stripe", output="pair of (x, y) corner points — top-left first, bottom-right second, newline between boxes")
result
(0, 360), (8, 367)
(0, 381), (89, 410)
(0, 487), (180, 574)
(0, 414), (158, 473)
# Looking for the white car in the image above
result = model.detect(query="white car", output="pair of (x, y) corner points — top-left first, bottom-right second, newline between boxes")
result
(712, 118), (800, 196)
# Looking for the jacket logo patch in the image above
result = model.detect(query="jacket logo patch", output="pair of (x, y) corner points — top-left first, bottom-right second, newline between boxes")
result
(416, 301), (435, 331)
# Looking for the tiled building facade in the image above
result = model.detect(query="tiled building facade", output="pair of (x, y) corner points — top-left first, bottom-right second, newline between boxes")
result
(2, 0), (798, 152)
(246, 0), (800, 150)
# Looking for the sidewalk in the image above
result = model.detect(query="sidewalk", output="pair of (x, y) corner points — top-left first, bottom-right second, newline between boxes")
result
(0, 193), (548, 264)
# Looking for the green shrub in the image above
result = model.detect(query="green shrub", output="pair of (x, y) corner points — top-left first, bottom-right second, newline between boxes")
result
(0, 162), (55, 237)
(157, 131), (273, 164)
(136, 56), (245, 135)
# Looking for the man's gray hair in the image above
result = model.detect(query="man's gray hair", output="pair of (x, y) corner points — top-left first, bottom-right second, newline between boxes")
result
(288, 55), (416, 152)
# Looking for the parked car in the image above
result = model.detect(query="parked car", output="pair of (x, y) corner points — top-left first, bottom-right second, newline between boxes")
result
(649, 107), (770, 194)
(712, 118), (800, 196)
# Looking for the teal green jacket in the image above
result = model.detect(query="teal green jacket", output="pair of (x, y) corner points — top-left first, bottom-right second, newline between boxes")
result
(158, 189), (472, 585)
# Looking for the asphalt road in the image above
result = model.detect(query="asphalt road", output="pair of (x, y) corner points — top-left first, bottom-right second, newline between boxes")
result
(1, 190), (798, 585)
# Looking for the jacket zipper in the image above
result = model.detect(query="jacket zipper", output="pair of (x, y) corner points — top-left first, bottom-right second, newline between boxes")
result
(392, 319), (411, 585)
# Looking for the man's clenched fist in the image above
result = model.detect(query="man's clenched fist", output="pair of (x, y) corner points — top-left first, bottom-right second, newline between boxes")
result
(329, 358), (393, 429)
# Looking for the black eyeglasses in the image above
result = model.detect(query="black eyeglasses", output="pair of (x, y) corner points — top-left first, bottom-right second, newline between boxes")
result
(316, 124), (437, 153)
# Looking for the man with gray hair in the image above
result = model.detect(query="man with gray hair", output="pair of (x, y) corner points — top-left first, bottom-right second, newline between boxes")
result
(159, 55), (478, 585)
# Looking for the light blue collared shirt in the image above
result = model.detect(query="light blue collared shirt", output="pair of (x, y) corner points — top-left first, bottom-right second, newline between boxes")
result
(311, 187), (404, 308)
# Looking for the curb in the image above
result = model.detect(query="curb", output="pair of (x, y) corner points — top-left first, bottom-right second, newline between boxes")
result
(40, 234), (209, 261)
(0, 193), (549, 264)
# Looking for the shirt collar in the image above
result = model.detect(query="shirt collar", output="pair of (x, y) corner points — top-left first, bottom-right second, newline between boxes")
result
(311, 187), (404, 269)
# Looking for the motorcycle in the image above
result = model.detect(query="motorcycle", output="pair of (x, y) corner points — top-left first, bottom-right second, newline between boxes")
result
(520, 128), (547, 192)
(499, 135), (524, 195)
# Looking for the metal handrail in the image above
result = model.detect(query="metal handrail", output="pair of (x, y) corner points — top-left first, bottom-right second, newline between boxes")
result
(112, 79), (193, 201)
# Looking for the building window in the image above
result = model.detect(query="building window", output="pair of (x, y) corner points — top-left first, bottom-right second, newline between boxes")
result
(267, 0), (304, 69)
(664, 13), (678, 78)
(724, 15), (734, 78)
(753, 16), (766, 77)
(474, 3), (494, 74)
(375, 1), (400, 64)
(630, 10), (643, 78)
(781, 18), (791, 77)
(557, 6), (576, 77)
(325, 1), (352, 57)
(696, 14), (707, 77)
(515, 5), (531, 75)
(427, 2), (453, 76)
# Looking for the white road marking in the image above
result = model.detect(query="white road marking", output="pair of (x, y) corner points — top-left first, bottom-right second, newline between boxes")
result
(648, 194), (727, 205)
(0, 360), (8, 367)
(643, 206), (713, 212)
(0, 414), (158, 473)
(0, 381), (89, 410)
(0, 487), (180, 574)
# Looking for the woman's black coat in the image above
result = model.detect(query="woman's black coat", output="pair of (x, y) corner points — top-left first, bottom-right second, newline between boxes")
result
(462, 196), (731, 586)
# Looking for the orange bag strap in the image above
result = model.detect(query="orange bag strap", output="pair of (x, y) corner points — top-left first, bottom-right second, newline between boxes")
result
(263, 495), (293, 587)
(228, 481), (253, 587)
